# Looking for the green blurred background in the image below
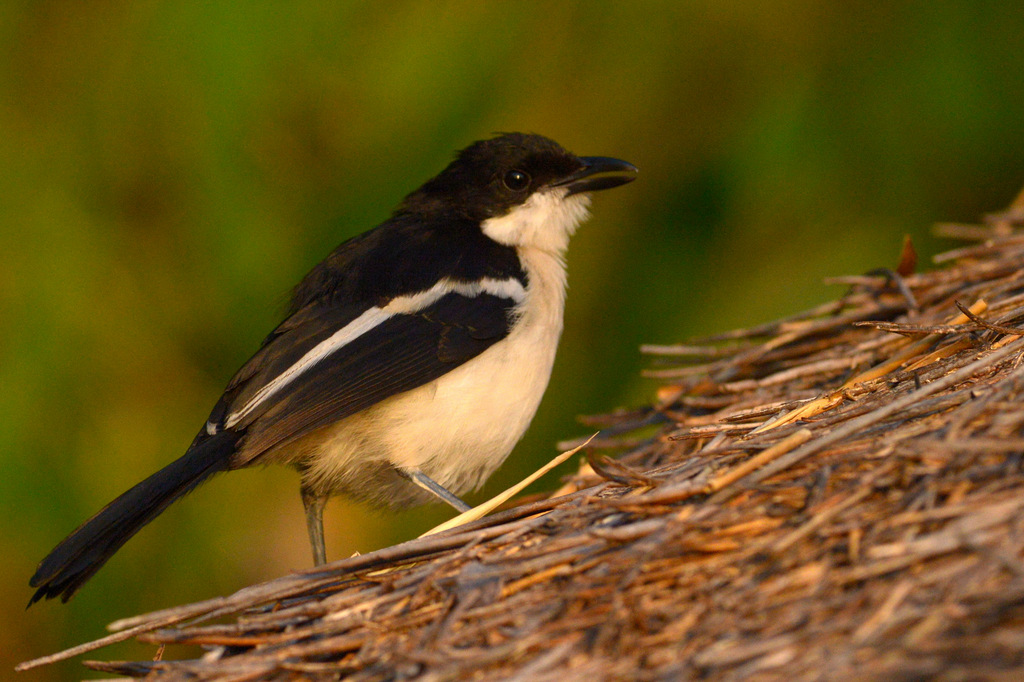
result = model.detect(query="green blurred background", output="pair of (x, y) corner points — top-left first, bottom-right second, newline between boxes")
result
(4, 2), (1024, 678)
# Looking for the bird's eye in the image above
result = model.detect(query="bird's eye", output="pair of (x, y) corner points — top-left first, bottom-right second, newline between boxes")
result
(502, 169), (531, 192)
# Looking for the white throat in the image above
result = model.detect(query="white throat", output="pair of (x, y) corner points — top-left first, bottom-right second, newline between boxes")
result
(480, 189), (591, 254)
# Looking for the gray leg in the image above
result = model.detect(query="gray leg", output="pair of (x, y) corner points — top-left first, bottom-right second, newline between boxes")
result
(300, 486), (328, 566)
(398, 467), (472, 513)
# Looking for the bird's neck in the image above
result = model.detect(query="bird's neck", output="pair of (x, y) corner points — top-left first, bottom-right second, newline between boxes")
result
(515, 246), (568, 331)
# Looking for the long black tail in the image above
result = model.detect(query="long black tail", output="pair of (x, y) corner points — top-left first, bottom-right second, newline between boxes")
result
(29, 430), (239, 604)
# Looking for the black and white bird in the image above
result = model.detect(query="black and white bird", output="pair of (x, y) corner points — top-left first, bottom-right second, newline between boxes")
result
(29, 133), (637, 603)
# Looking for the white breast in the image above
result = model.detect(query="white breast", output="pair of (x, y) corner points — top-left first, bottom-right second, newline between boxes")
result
(290, 247), (566, 506)
(379, 246), (567, 483)
(291, 189), (589, 507)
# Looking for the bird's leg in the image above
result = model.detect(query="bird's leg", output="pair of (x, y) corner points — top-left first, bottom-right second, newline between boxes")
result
(300, 486), (328, 566)
(397, 467), (472, 513)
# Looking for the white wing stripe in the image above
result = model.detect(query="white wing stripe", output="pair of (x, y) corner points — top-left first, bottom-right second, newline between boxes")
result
(224, 277), (525, 429)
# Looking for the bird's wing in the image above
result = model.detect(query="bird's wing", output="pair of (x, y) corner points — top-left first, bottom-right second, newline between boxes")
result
(206, 281), (522, 462)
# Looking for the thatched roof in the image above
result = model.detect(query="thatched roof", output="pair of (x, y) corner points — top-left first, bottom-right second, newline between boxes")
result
(21, 189), (1024, 680)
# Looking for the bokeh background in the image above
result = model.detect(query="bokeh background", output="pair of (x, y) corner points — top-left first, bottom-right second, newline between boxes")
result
(4, 2), (1024, 678)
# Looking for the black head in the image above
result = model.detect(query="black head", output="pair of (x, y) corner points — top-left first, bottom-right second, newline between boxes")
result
(400, 133), (637, 222)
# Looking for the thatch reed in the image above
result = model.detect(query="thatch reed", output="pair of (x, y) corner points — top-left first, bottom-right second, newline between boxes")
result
(21, 188), (1024, 681)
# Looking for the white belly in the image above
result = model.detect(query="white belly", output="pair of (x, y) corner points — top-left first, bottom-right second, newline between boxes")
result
(291, 247), (567, 508)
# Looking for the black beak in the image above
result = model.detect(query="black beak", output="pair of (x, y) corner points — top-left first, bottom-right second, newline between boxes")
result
(554, 156), (638, 196)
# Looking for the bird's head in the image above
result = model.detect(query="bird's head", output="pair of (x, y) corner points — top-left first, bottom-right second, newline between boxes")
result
(402, 133), (637, 254)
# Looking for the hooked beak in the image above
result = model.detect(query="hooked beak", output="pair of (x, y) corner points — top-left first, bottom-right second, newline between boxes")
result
(553, 156), (639, 196)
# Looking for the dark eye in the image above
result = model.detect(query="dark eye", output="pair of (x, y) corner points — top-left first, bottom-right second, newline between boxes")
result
(502, 169), (530, 192)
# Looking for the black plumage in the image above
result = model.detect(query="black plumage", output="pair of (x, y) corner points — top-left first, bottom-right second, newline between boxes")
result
(29, 431), (240, 603)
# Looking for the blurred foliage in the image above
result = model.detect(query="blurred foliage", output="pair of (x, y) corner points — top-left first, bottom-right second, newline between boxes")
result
(3, 2), (1024, 678)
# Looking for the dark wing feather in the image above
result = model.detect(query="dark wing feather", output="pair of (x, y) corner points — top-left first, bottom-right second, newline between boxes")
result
(225, 301), (373, 399)
(230, 291), (515, 461)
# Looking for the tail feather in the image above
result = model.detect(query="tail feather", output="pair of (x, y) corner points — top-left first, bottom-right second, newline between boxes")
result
(29, 431), (238, 604)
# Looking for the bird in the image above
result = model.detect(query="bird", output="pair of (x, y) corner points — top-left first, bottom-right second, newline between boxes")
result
(29, 132), (637, 604)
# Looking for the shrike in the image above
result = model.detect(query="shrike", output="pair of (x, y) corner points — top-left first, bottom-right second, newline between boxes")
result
(30, 133), (637, 603)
